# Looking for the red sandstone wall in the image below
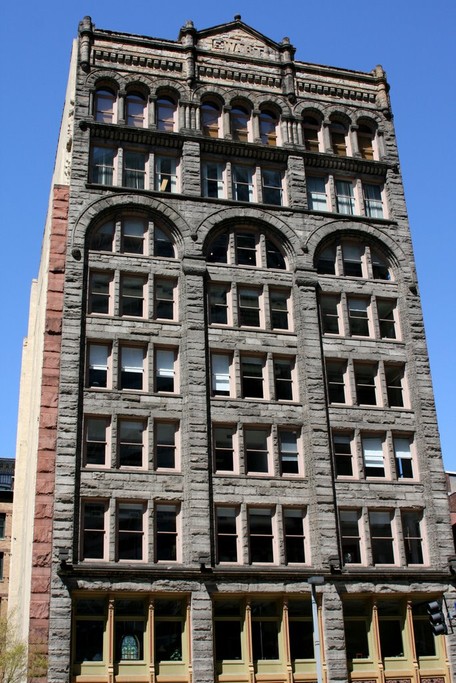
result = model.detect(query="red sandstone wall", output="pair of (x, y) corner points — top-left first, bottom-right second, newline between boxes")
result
(28, 185), (68, 668)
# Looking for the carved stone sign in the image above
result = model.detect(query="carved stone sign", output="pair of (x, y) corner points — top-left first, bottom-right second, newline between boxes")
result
(198, 30), (279, 61)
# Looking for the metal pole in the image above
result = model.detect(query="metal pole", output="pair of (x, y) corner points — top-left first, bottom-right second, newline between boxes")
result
(310, 582), (323, 683)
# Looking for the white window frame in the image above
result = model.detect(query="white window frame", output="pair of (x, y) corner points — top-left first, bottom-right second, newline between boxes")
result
(211, 353), (233, 397)
(393, 435), (415, 480)
(232, 165), (255, 202)
(155, 155), (178, 193)
(213, 423), (238, 473)
(155, 421), (179, 471)
(122, 149), (147, 190)
(88, 271), (113, 316)
(278, 428), (302, 476)
(215, 506), (241, 564)
(283, 507), (307, 565)
(117, 502), (146, 562)
(91, 145), (116, 186)
(248, 507), (276, 564)
(243, 426), (271, 475)
(307, 176), (328, 211)
(119, 345), (145, 392)
(202, 161), (226, 199)
(87, 343), (111, 389)
(155, 348), (178, 393)
(155, 503), (180, 563)
(117, 418), (146, 469)
(362, 435), (386, 478)
(84, 416), (110, 468)
(81, 499), (109, 561)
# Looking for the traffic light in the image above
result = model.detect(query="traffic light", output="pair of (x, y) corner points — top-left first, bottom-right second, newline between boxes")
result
(427, 600), (447, 635)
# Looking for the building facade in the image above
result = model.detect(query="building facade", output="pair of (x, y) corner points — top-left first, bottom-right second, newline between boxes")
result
(11, 15), (456, 683)
(0, 458), (14, 617)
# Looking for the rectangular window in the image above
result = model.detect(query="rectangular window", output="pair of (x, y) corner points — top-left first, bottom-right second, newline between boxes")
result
(402, 511), (424, 564)
(363, 183), (384, 218)
(0, 513), (5, 540)
(120, 275), (145, 317)
(343, 601), (370, 660)
(413, 603), (436, 657)
(244, 427), (270, 474)
(91, 146), (115, 185)
(214, 600), (242, 662)
(154, 278), (176, 320)
(155, 348), (176, 393)
(385, 364), (405, 407)
(155, 422), (178, 469)
(118, 419), (144, 468)
(154, 598), (185, 663)
(114, 598), (146, 662)
(251, 600), (280, 660)
(233, 166), (254, 202)
(288, 600), (314, 661)
(274, 357), (295, 401)
(261, 169), (282, 205)
(211, 353), (232, 396)
(248, 508), (275, 563)
(270, 288), (290, 330)
(121, 218), (146, 254)
(347, 297), (370, 336)
(155, 156), (177, 193)
(326, 360), (347, 403)
(202, 162), (225, 198)
(117, 503), (145, 561)
(279, 429), (300, 475)
(307, 176), (327, 211)
(377, 299), (397, 339)
(333, 432), (353, 476)
(87, 343), (110, 388)
(335, 180), (355, 214)
(123, 151), (146, 189)
(85, 417), (109, 466)
(216, 507), (239, 563)
(340, 510), (362, 564)
(283, 508), (306, 563)
(82, 501), (107, 560)
(378, 601), (404, 658)
(120, 346), (145, 391)
(342, 243), (364, 277)
(88, 271), (112, 315)
(369, 510), (395, 564)
(213, 425), (236, 472)
(156, 504), (178, 562)
(238, 287), (262, 327)
(235, 232), (257, 265)
(241, 355), (265, 399)
(208, 284), (229, 325)
(74, 597), (106, 664)
(362, 435), (385, 477)
(394, 436), (414, 479)
(354, 363), (378, 406)
(320, 294), (340, 334)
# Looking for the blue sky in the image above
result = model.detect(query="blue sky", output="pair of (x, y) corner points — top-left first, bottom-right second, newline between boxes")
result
(1, 1), (455, 469)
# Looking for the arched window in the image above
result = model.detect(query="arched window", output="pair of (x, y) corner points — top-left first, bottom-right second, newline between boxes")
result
(259, 110), (278, 146)
(89, 217), (176, 258)
(231, 106), (250, 142)
(126, 92), (146, 128)
(157, 97), (177, 132)
(330, 120), (348, 157)
(207, 228), (287, 270)
(303, 116), (321, 152)
(201, 102), (221, 138)
(316, 238), (391, 280)
(357, 124), (375, 160)
(94, 88), (116, 123)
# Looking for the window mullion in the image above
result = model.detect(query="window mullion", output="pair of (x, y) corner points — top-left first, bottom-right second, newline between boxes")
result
(108, 598), (115, 669)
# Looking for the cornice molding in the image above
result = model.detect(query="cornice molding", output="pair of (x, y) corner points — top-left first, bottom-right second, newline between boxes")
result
(93, 49), (183, 73)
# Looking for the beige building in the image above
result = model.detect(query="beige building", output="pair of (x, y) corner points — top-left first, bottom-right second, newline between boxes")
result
(10, 15), (456, 683)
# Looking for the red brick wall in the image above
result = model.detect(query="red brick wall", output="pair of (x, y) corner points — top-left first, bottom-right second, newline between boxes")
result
(28, 185), (68, 668)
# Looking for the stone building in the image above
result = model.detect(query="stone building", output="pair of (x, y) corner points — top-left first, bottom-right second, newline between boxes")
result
(10, 14), (456, 683)
(0, 458), (14, 617)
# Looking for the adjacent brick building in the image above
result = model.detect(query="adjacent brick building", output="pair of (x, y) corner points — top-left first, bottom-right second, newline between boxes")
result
(10, 15), (456, 683)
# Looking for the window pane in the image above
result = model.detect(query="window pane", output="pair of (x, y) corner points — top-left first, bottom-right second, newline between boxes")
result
(154, 227), (174, 257)
(215, 621), (241, 660)
(245, 428), (269, 473)
(212, 354), (231, 395)
(214, 425), (235, 471)
(156, 422), (177, 469)
(156, 349), (175, 392)
(119, 420), (144, 467)
(279, 430), (299, 474)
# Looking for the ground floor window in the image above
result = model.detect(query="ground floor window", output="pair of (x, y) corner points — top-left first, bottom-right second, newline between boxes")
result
(73, 593), (189, 679)
(213, 596), (315, 677)
(343, 595), (448, 680)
